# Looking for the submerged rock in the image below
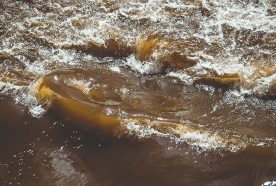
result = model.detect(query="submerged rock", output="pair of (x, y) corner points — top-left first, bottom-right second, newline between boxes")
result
(34, 69), (123, 135)
(31, 67), (268, 151)
(64, 39), (133, 58)
(135, 34), (200, 70)
(195, 73), (240, 87)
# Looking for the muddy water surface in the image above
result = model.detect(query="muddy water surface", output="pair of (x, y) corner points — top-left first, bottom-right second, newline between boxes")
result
(1, 96), (276, 186)
(1, 0), (276, 185)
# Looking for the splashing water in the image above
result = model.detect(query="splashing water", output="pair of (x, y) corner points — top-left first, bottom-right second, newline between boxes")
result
(0, 0), (276, 185)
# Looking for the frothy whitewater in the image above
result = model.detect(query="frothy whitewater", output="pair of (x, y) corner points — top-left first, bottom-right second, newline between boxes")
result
(0, 0), (276, 152)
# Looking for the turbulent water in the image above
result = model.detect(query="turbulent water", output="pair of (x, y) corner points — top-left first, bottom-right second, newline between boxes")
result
(0, 0), (276, 185)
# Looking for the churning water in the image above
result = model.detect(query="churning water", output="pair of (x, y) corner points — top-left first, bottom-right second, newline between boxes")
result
(0, 0), (276, 185)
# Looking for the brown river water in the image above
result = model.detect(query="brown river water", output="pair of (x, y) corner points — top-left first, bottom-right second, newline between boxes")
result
(1, 0), (276, 185)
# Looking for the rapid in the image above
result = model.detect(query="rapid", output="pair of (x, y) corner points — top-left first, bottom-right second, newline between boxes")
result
(0, 0), (276, 185)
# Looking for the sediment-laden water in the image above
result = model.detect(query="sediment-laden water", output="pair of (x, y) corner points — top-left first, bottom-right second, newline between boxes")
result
(0, 0), (276, 185)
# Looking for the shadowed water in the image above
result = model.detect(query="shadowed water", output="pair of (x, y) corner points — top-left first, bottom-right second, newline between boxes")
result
(1, 97), (276, 186)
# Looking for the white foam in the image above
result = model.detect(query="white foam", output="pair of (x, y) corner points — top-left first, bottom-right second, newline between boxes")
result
(67, 78), (92, 94)
(109, 66), (121, 73)
(0, 80), (48, 118)
(178, 131), (225, 151)
(118, 0), (198, 24)
(253, 73), (276, 96)
(206, 0), (276, 33)
(125, 55), (162, 74)
(262, 181), (276, 186)
(167, 71), (193, 85)
(80, 28), (106, 46)
(120, 87), (129, 94)
(125, 121), (239, 152)
(0, 82), (22, 95)
(126, 121), (168, 138)
(49, 150), (88, 186)
(29, 105), (46, 118)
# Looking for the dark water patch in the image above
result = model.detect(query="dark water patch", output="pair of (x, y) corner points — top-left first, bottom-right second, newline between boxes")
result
(1, 94), (276, 185)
